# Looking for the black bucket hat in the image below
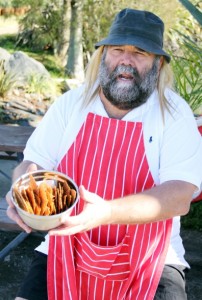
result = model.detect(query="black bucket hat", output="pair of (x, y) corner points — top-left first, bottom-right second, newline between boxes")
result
(95, 8), (171, 63)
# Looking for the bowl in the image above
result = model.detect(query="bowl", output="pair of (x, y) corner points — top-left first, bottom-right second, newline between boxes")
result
(11, 170), (79, 231)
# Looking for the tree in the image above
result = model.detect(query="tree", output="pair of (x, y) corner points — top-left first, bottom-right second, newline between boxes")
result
(56, 0), (71, 67)
(14, 0), (61, 52)
(65, 0), (84, 81)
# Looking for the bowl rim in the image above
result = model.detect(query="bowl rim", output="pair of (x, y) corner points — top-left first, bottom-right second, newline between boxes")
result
(11, 170), (79, 219)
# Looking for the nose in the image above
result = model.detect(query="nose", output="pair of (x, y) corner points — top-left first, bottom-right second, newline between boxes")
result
(120, 51), (135, 67)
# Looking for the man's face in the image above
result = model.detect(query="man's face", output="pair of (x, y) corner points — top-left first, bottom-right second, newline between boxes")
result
(98, 45), (162, 110)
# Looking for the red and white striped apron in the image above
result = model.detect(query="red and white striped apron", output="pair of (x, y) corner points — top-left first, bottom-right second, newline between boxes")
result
(48, 113), (172, 300)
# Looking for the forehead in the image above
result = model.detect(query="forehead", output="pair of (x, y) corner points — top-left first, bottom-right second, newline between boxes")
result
(107, 45), (148, 52)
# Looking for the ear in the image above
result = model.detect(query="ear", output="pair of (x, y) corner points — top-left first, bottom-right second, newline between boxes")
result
(159, 56), (164, 71)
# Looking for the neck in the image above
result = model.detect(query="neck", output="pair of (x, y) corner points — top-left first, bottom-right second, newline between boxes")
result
(99, 89), (132, 120)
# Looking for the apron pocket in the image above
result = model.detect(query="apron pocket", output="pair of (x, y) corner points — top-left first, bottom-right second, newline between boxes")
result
(75, 232), (131, 281)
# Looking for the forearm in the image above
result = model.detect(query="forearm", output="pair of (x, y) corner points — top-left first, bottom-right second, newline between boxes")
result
(109, 180), (196, 224)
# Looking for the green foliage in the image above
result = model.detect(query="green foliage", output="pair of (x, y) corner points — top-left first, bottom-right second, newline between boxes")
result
(181, 201), (202, 230)
(171, 35), (202, 112)
(14, 1), (62, 52)
(168, 1), (202, 113)
(25, 73), (59, 98)
(0, 60), (17, 97)
(10, 0), (30, 7)
(178, 0), (202, 26)
(0, 34), (16, 52)
(0, 0), (13, 7)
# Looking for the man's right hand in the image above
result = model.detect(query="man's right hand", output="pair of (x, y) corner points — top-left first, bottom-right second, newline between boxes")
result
(6, 161), (41, 233)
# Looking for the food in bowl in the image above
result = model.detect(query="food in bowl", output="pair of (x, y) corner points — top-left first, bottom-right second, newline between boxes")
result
(11, 170), (79, 231)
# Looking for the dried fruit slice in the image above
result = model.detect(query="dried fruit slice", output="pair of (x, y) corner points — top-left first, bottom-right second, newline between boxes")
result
(14, 187), (34, 214)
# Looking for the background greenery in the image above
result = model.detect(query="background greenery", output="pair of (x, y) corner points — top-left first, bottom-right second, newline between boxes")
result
(181, 201), (202, 230)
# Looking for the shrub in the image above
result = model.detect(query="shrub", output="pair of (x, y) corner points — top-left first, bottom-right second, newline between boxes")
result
(169, 0), (202, 113)
(25, 73), (59, 98)
(0, 60), (17, 97)
(181, 201), (202, 230)
(171, 35), (202, 113)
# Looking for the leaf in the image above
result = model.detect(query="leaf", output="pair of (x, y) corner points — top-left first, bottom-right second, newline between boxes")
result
(178, 0), (202, 26)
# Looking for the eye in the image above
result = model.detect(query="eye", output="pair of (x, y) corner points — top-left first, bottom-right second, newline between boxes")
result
(111, 46), (123, 53)
(134, 49), (150, 57)
(114, 48), (123, 52)
(136, 51), (145, 55)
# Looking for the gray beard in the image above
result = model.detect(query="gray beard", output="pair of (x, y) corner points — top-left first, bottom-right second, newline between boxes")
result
(98, 57), (160, 110)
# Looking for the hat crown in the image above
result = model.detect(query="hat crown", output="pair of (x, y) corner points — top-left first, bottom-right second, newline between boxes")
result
(110, 8), (164, 47)
(118, 8), (163, 26)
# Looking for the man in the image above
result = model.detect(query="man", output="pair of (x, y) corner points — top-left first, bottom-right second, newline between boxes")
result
(7, 8), (202, 300)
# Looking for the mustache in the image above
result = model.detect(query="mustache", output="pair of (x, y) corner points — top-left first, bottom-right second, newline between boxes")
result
(110, 65), (141, 81)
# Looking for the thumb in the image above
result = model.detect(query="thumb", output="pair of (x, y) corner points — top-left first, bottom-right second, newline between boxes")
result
(79, 185), (102, 204)
(26, 163), (38, 173)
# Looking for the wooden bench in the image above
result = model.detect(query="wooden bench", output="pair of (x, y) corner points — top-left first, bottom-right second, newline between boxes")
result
(0, 198), (21, 231)
(0, 124), (34, 260)
(0, 124), (34, 160)
(0, 196), (30, 261)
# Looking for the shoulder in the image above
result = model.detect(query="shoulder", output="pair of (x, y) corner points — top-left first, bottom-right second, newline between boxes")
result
(48, 84), (85, 123)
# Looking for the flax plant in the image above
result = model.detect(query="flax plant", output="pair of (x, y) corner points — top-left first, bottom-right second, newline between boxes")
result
(0, 60), (17, 98)
(172, 35), (202, 113)
(170, 0), (202, 113)
(25, 73), (59, 98)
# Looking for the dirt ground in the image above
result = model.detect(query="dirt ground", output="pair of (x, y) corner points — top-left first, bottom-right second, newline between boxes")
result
(0, 228), (201, 300)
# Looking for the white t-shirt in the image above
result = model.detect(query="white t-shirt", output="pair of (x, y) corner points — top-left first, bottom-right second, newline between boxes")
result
(24, 85), (202, 267)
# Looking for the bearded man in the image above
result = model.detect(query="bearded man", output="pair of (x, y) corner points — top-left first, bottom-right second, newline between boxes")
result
(7, 8), (202, 300)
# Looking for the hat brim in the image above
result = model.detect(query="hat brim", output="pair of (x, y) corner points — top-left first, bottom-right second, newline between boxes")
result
(95, 37), (171, 63)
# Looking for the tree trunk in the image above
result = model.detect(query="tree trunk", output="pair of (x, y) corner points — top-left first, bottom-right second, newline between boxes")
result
(57, 0), (71, 67)
(65, 0), (84, 81)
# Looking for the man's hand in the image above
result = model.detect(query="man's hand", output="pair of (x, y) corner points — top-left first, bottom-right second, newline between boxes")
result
(49, 185), (112, 236)
(6, 190), (32, 233)
(6, 162), (41, 233)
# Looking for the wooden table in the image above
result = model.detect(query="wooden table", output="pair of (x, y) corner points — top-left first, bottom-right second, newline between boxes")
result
(0, 124), (34, 159)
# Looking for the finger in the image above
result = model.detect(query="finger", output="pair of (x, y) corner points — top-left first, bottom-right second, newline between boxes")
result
(49, 224), (85, 236)
(60, 214), (83, 226)
(6, 190), (14, 207)
(79, 185), (101, 204)
(26, 163), (38, 173)
(7, 206), (32, 233)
